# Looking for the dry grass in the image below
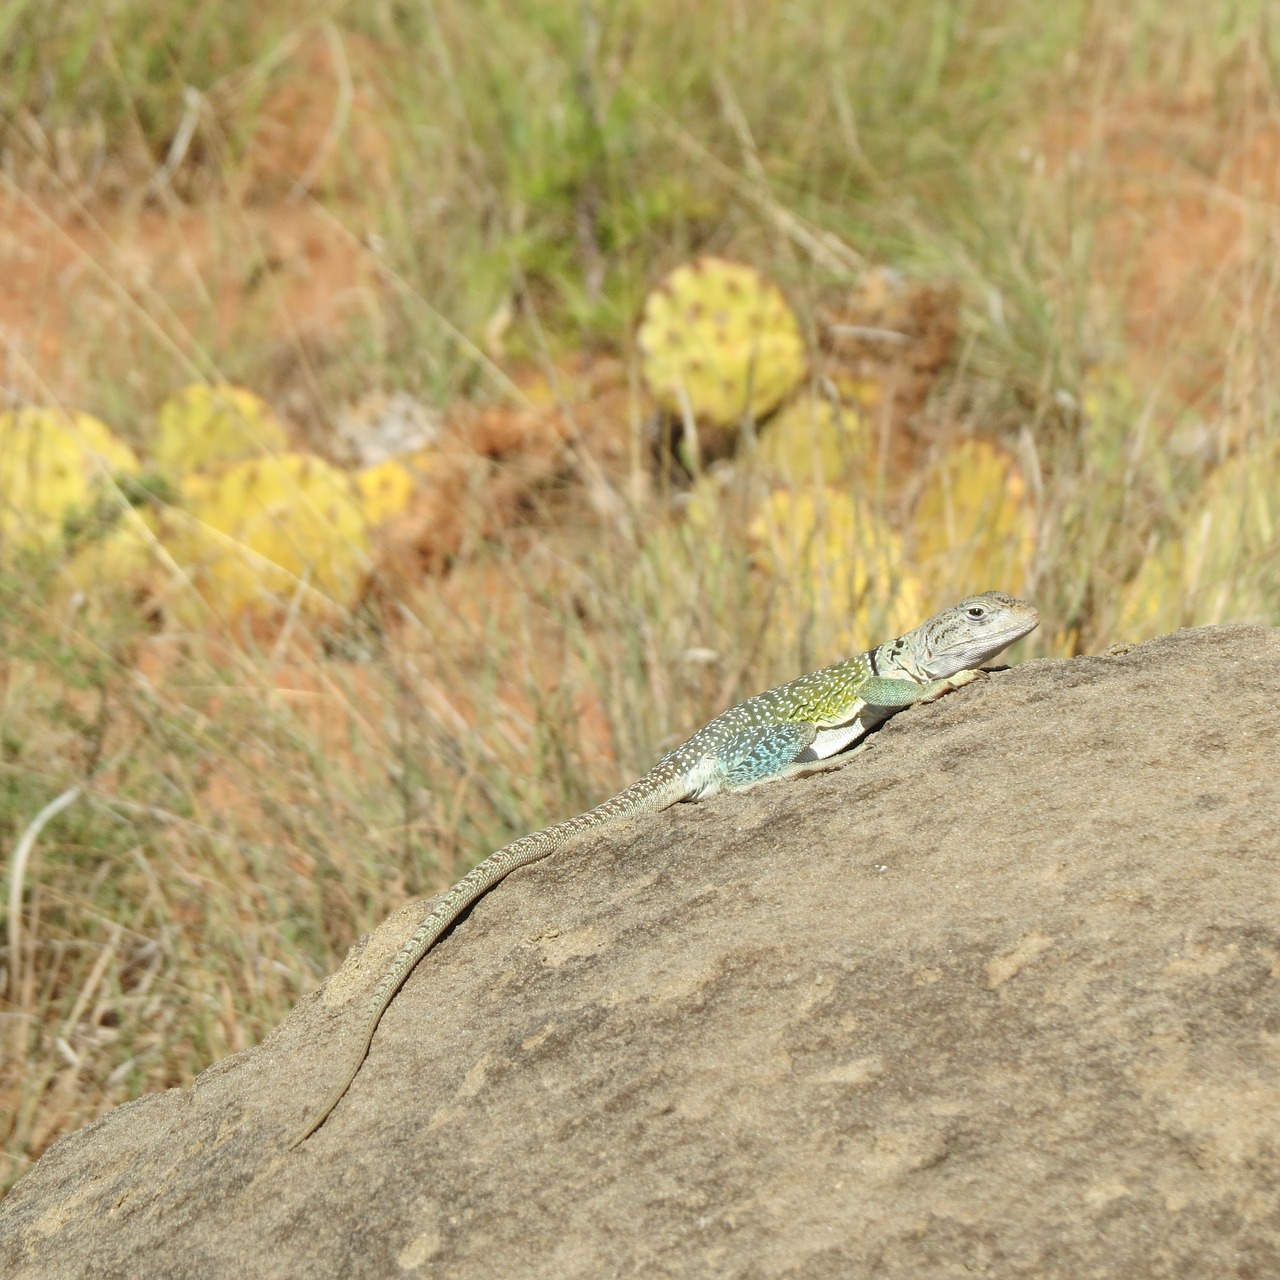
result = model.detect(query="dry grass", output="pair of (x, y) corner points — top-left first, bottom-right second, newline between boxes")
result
(3, 0), (1279, 1193)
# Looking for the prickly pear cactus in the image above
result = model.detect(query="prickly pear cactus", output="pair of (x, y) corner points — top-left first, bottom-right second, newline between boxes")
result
(756, 394), (869, 487)
(1114, 540), (1183, 642)
(912, 439), (1035, 599)
(0, 407), (140, 550)
(153, 383), (289, 477)
(749, 486), (923, 656)
(638, 257), (806, 462)
(1194, 441), (1279, 606)
(62, 505), (165, 605)
(167, 452), (369, 620)
(671, 463), (764, 578)
(1116, 439), (1280, 640)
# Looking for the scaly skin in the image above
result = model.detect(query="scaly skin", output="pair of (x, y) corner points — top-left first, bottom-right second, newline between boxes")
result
(289, 591), (1038, 1147)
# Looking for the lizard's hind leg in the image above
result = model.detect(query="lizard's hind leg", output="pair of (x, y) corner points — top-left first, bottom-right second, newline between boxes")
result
(775, 740), (873, 782)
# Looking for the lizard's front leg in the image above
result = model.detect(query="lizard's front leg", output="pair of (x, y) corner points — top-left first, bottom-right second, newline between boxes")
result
(914, 667), (988, 704)
(781, 669), (989, 782)
(858, 668), (988, 710)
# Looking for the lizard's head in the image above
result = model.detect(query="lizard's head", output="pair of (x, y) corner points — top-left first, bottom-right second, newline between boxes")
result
(915, 591), (1039, 679)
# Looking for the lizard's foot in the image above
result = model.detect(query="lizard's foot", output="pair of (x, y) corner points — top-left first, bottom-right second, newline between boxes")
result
(917, 667), (988, 704)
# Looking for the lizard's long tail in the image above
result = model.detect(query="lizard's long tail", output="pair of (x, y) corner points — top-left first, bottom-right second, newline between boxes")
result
(289, 767), (690, 1148)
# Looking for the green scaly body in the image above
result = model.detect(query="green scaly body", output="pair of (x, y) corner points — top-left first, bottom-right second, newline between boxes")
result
(289, 590), (1039, 1147)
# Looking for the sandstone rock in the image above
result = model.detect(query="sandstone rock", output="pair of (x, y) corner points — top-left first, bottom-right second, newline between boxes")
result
(2, 625), (1278, 1279)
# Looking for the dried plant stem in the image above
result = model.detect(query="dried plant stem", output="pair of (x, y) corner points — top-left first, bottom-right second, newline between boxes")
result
(7, 787), (82, 1004)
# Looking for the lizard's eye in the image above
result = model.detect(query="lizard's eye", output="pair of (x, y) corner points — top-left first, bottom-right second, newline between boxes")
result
(966, 605), (986, 619)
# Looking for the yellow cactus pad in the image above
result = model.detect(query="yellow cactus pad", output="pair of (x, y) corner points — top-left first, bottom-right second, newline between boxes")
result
(913, 440), (1035, 598)
(1114, 540), (1183, 642)
(756, 394), (869, 487)
(61, 506), (165, 600)
(0, 407), (140, 549)
(1117, 440), (1280, 639)
(166, 452), (369, 620)
(674, 465), (767, 577)
(683, 466), (759, 535)
(1194, 441), (1278, 582)
(749, 486), (923, 654)
(153, 383), (289, 477)
(638, 257), (806, 432)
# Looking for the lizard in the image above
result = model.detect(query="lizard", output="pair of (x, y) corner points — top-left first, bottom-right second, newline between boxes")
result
(289, 590), (1038, 1147)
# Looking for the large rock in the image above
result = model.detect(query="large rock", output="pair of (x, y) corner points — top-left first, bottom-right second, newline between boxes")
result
(2, 626), (1278, 1279)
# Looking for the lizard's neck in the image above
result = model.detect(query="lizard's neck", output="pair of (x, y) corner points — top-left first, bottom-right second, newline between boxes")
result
(870, 634), (932, 683)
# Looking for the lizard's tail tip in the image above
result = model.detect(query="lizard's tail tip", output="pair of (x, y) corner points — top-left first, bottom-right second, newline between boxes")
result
(287, 1114), (324, 1150)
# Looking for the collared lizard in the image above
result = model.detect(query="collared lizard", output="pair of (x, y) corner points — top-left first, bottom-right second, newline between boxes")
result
(289, 590), (1038, 1146)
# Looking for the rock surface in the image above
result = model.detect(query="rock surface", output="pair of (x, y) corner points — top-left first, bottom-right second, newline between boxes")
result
(2, 625), (1279, 1279)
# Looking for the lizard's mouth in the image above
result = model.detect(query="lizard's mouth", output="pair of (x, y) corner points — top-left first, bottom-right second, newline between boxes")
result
(923, 618), (1040, 680)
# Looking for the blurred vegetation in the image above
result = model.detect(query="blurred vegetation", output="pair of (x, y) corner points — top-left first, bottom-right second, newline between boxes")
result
(2, 0), (1279, 1192)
